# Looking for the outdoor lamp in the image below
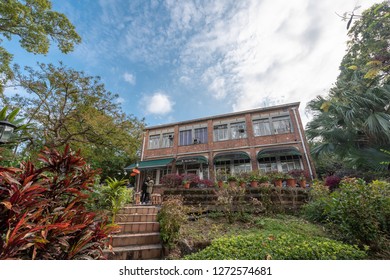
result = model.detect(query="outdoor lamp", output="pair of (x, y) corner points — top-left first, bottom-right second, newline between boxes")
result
(0, 120), (16, 143)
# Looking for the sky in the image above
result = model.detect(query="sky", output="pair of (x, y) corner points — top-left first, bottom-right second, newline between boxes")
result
(4, 0), (383, 128)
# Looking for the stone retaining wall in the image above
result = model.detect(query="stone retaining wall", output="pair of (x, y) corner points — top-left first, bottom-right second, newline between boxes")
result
(162, 186), (309, 214)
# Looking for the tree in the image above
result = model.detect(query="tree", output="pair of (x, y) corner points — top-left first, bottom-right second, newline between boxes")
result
(306, 2), (390, 171)
(0, 0), (81, 88)
(2, 63), (144, 180)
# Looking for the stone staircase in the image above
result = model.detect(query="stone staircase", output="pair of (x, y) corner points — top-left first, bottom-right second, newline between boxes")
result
(104, 205), (162, 260)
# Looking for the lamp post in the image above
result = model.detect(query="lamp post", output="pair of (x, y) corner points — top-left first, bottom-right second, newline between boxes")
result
(0, 120), (16, 144)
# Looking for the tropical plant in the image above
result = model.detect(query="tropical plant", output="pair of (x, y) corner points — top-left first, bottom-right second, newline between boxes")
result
(97, 177), (131, 223)
(0, 145), (118, 260)
(306, 2), (390, 171)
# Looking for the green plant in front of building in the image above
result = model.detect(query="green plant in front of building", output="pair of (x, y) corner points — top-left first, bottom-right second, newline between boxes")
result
(157, 195), (188, 248)
(0, 145), (118, 260)
(303, 178), (390, 258)
(90, 177), (132, 223)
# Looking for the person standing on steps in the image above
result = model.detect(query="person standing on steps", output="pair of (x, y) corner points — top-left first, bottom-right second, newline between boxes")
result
(145, 176), (154, 204)
(141, 176), (154, 204)
(140, 177), (148, 204)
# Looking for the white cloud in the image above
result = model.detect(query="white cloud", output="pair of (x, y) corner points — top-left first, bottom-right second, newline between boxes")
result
(116, 97), (125, 104)
(66, 0), (382, 127)
(123, 72), (136, 85)
(143, 92), (174, 115)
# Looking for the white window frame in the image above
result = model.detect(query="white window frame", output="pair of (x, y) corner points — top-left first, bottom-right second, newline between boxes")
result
(253, 119), (272, 136)
(230, 122), (247, 139)
(213, 124), (229, 141)
(272, 116), (292, 134)
(161, 133), (174, 148)
(148, 134), (160, 149)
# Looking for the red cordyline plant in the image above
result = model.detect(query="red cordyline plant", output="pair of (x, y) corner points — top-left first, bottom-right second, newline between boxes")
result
(0, 145), (119, 260)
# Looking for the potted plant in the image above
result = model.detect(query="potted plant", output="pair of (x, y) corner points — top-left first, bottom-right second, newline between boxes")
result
(181, 174), (199, 189)
(288, 169), (306, 187)
(237, 172), (249, 187)
(182, 179), (190, 189)
(215, 169), (227, 187)
(268, 171), (285, 187)
(285, 173), (297, 187)
(248, 171), (260, 187)
(257, 174), (270, 184)
(227, 175), (238, 187)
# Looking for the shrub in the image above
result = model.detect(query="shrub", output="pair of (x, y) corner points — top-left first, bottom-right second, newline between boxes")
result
(324, 175), (341, 191)
(303, 178), (390, 257)
(324, 178), (390, 255)
(185, 232), (367, 260)
(89, 177), (132, 223)
(302, 181), (331, 223)
(0, 145), (118, 260)
(161, 173), (182, 188)
(157, 195), (188, 248)
(198, 179), (214, 188)
(216, 183), (246, 223)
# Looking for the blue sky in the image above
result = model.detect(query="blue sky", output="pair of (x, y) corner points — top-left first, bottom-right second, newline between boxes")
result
(4, 0), (382, 127)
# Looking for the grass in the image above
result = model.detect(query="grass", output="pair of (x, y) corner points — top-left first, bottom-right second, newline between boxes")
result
(164, 213), (331, 259)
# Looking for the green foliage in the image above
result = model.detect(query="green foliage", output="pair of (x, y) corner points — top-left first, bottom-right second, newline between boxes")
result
(0, 0), (81, 86)
(216, 183), (247, 223)
(2, 63), (145, 180)
(306, 2), (390, 172)
(325, 178), (390, 254)
(185, 232), (367, 260)
(157, 196), (188, 248)
(303, 178), (390, 257)
(0, 145), (118, 260)
(302, 181), (331, 223)
(89, 177), (131, 223)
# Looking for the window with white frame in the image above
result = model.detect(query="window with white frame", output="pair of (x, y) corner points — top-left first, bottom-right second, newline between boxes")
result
(272, 116), (292, 134)
(258, 155), (301, 173)
(280, 155), (301, 172)
(148, 134), (160, 149)
(179, 129), (192, 146)
(230, 122), (247, 139)
(253, 119), (272, 136)
(194, 127), (208, 144)
(232, 158), (251, 174)
(161, 133), (174, 148)
(258, 157), (278, 173)
(213, 124), (228, 141)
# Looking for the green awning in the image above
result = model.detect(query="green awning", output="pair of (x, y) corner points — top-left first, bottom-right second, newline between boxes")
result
(257, 147), (301, 159)
(176, 156), (208, 165)
(125, 158), (174, 170)
(214, 151), (250, 162)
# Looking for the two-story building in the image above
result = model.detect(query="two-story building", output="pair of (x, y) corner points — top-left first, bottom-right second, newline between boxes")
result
(126, 102), (315, 187)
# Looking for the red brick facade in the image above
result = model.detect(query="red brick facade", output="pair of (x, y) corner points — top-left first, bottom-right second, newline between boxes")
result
(131, 102), (315, 185)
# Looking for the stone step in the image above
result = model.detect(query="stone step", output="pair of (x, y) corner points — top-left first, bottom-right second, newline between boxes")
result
(117, 222), (160, 234)
(111, 232), (161, 247)
(104, 244), (162, 260)
(115, 213), (157, 223)
(118, 206), (160, 215)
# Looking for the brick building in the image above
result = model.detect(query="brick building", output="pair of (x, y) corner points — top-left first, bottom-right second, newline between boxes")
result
(126, 102), (315, 187)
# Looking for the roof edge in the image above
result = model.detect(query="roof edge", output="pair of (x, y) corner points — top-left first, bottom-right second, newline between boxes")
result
(145, 101), (300, 130)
